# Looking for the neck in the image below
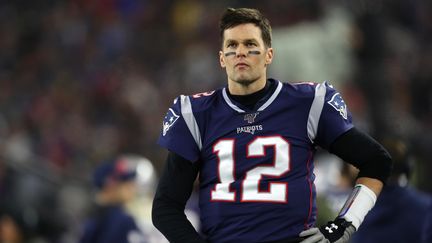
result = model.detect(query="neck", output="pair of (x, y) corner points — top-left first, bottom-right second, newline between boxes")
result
(228, 77), (267, 95)
(227, 79), (273, 110)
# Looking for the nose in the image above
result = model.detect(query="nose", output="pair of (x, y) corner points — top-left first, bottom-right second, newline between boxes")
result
(236, 45), (247, 58)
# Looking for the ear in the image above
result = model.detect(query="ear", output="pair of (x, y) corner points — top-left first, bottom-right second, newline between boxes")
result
(265, 48), (274, 65)
(219, 50), (226, 68)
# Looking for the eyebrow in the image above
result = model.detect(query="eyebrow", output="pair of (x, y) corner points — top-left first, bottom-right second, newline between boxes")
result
(225, 38), (259, 45)
(243, 39), (259, 43)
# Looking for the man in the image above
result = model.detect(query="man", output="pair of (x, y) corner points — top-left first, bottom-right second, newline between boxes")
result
(79, 156), (147, 243)
(152, 7), (392, 243)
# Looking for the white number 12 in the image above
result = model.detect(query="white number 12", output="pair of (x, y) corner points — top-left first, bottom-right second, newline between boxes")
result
(211, 136), (291, 203)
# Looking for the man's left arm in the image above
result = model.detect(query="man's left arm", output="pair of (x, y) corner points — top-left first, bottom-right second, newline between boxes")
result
(300, 127), (392, 243)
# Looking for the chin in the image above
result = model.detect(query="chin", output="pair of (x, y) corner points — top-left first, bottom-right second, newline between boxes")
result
(235, 79), (254, 86)
(232, 74), (256, 85)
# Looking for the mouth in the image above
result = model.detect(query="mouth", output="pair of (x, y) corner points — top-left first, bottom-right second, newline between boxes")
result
(235, 63), (249, 68)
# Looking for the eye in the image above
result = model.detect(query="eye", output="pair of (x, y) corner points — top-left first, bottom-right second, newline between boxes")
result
(246, 42), (257, 47)
(227, 43), (237, 48)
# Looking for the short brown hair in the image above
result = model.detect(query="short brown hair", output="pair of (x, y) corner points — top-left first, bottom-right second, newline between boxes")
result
(219, 8), (272, 48)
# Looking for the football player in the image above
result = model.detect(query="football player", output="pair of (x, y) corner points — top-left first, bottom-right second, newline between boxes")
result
(79, 156), (147, 243)
(152, 7), (392, 243)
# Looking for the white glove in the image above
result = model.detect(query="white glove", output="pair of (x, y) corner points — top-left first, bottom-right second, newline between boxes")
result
(299, 218), (356, 243)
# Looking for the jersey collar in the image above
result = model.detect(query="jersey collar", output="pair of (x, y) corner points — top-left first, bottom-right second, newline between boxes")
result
(222, 80), (283, 113)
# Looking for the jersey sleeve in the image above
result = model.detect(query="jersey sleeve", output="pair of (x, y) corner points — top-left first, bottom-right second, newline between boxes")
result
(315, 82), (354, 149)
(157, 96), (201, 162)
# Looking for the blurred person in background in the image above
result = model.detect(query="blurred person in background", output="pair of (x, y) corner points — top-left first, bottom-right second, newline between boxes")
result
(153, 7), (392, 243)
(79, 155), (148, 243)
(120, 155), (175, 243)
(351, 139), (432, 243)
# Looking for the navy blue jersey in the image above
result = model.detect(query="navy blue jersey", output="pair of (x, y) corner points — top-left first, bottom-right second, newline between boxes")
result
(158, 79), (353, 242)
(79, 205), (147, 243)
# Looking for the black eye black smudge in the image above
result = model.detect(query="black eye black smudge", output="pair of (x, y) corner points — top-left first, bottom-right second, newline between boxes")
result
(224, 52), (236, 57)
(248, 50), (261, 55)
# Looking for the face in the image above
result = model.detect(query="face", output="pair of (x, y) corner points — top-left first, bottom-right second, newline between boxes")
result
(118, 181), (137, 202)
(219, 23), (273, 90)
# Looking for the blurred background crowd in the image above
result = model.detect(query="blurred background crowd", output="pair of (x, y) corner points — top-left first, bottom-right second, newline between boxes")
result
(0, 0), (431, 242)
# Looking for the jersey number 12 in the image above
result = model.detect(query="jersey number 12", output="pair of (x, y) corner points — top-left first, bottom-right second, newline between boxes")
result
(211, 136), (291, 203)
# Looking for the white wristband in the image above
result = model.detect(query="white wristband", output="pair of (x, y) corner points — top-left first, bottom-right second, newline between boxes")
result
(338, 184), (377, 229)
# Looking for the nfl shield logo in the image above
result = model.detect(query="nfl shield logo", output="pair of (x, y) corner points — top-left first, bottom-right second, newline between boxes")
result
(162, 108), (179, 136)
(244, 112), (259, 124)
